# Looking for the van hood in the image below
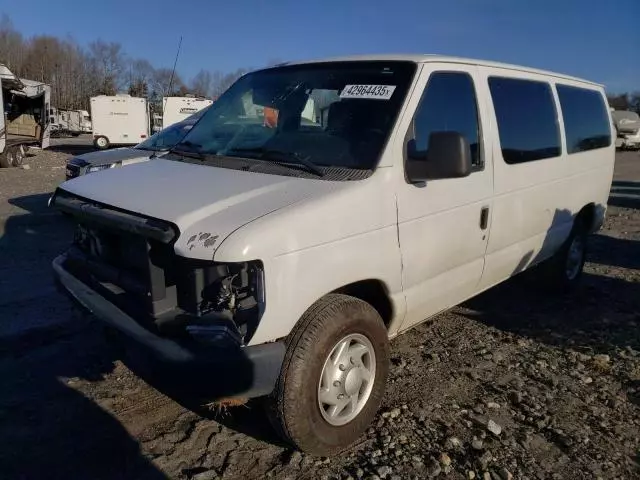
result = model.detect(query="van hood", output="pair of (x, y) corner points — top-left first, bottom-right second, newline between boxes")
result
(74, 147), (152, 166)
(58, 159), (342, 259)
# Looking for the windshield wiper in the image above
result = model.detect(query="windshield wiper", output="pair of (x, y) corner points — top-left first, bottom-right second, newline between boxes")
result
(226, 147), (324, 177)
(170, 140), (205, 160)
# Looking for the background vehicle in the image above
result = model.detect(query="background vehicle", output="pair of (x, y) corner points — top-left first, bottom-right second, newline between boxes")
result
(79, 110), (92, 133)
(65, 106), (208, 179)
(52, 55), (614, 455)
(0, 63), (51, 168)
(90, 94), (149, 150)
(611, 109), (640, 150)
(152, 112), (163, 133)
(162, 96), (213, 129)
(49, 108), (91, 137)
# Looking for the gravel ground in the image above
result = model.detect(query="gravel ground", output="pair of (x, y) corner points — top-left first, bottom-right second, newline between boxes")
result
(0, 146), (638, 480)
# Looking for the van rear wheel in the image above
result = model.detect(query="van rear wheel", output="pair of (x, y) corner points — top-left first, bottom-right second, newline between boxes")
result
(542, 217), (588, 291)
(266, 294), (389, 455)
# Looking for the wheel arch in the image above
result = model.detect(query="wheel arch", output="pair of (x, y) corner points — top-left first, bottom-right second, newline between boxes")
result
(576, 202), (597, 233)
(331, 279), (395, 330)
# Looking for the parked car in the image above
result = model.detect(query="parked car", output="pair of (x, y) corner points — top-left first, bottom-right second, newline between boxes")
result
(64, 107), (208, 180)
(51, 55), (615, 455)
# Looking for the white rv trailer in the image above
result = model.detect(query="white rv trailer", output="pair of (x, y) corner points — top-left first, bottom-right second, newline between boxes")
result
(611, 109), (640, 150)
(50, 108), (91, 137)
(90, 94), (149, 149)
(0, 64), (51, 167)
(78, 110), (92, 133)
(162, 96), (212, 129)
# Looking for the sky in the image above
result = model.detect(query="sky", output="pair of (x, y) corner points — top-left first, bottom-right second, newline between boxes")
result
(2, 0), (639, 92)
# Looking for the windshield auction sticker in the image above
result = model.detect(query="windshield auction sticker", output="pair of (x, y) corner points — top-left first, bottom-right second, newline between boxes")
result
(340, 85), (396, 100)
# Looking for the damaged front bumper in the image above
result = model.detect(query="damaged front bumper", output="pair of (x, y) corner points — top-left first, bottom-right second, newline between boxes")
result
(53, 253), (285, 400)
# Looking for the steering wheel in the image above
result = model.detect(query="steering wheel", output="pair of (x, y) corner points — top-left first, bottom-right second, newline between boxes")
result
(217, 124), (248, 155)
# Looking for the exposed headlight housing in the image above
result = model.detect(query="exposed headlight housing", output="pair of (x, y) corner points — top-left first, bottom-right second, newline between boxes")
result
(183, 261), (266, 345)
(87, 163), (114, 173)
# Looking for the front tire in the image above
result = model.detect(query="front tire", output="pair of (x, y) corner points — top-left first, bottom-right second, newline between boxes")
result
(267, 294), (390, 455)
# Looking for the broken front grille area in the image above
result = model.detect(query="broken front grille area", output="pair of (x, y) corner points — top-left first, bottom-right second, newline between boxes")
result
(53, 191), (186, 330)
(53, 190), (263, 343)
(66, 226), (178, 325)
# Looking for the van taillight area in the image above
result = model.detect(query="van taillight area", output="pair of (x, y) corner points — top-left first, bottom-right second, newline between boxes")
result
(50, 190), (264, 347)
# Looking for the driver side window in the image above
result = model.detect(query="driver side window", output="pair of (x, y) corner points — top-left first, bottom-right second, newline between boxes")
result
(413, 71), (482, 168)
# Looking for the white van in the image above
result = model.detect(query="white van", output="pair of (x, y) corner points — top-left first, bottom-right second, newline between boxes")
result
(51, 55), (614, 455)
(90, 94), (149, 149)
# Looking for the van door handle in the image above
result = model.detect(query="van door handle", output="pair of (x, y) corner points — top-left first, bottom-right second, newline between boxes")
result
(480, 206), (489, 230)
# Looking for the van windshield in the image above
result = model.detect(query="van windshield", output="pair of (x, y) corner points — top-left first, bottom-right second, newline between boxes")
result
(171, 61), (416, 173)
(136, 121), (193, 151)
(136, 107), (210, 152)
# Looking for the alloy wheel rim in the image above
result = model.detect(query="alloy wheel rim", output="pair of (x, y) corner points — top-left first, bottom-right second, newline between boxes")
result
(317, 333), (376, 426)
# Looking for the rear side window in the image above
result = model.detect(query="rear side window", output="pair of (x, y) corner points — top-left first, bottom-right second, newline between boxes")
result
(556, 85), (611, 154)
(413, 72), (482, 167)
(489, 77), (560, 164)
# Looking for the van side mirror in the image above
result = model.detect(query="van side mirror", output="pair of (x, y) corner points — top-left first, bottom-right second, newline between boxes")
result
(406, 132), (472, 182)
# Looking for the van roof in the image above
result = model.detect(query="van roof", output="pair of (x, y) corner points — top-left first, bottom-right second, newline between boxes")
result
(276, 54), (601, 87)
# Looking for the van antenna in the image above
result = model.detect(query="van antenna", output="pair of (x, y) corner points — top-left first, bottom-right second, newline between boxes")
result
(163, 36), (183, 117)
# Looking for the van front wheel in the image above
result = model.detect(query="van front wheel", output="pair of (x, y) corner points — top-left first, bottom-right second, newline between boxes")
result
(267, 294), (389, 455)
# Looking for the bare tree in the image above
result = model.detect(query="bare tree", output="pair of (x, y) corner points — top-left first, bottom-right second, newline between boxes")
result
(151, 67), (185, 97)
(88, 40), (125, 95)
(127, 58), (154, 98)
(21, 36), (64, 83)
(190, 69), (212, 97)
(210, 68), (249, 98)
(0, 14), (25, 72)
(607, 94), (630, 111)
(0, 14), (260, 111)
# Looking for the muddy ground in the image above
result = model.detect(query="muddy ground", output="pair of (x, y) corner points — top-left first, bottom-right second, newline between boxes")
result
(0, 144), (638, 480)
